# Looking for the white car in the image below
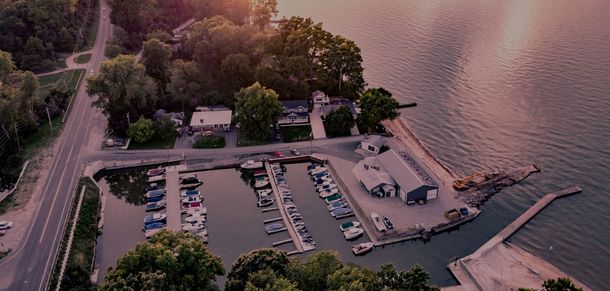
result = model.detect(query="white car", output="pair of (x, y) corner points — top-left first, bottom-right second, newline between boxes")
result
(89, 69), (94, 75)
(0, 221), (13, 230)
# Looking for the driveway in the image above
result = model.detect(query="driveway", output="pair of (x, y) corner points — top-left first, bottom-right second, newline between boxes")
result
(309, 105), (327, 139)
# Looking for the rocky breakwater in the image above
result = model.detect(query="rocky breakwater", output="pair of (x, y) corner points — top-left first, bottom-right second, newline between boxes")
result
(454, 165), (541, 207)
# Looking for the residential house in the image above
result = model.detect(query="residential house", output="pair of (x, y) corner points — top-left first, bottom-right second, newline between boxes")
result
(353, 149), (439, 204)
(319, 98), (360, 120)
(190, 107), (232, 132)
(278, 100), (310, 125)
(361, 135), (387, 154)
(311, 90), (330, 106)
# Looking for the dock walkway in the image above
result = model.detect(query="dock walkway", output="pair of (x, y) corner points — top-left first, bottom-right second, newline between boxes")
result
(164, 169), (181, 231)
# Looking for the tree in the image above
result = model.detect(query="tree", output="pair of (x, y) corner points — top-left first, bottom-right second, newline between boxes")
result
(87, 55), (156, 135)
(376, 264), (438, 291)
(146, 30), (172, 43)
(251, 0), (278, 31)
(324, 106), (355, 137)
(319, 35), (365, 97)
(128, 116), (155, 143)
(542, 277), (583, 291)
(0, 50), (15, 81)
(99, 230), (224, 291)
(19, 71), (39, 113)
(359, 87), (399, 132)
(220, 53), (254, 93)
(104, 43), (124, 58)
(234, 82), (282, 141)
(167, 60), (207, 109)
(226, 248), (290, 291)
(21, 36), (46, 70)
(154, 116), (177, 141)
(142, 38), (173, 97)
(244, 269), (300, 291)
(327, 265), (378, 291)
(289, 250), (343, 291)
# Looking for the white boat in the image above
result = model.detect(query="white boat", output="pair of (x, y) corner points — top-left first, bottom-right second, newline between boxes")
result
(319, 188), (339, 198)
(241, 160), (263, 169)
(327, 201), (348, 211)
(148, 174), (165, 183)
(255, 180), (270, 188)
(184, 214), (207, 223)
(257, 198), (273, 207)
(315, 180), (333, 187)
(257, 189), (273, 197)
(317, 184), (337, 193)
(144, 213), (167, 224)
(181, 196), (202, 204)
(352, 242), (374, 255)
(371, 212), (386, 232)
(343, 227), (364, 240)
(339, 221), (361, 232)
(182, 223), (205, 232)
(182, 206), (207, 215)
(310, 167), (327, 175)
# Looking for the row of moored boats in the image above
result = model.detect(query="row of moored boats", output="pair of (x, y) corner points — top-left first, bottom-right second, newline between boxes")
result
(308, 163), (374, 255)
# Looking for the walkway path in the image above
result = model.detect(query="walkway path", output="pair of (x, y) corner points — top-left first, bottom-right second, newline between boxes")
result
(35, 51), (92, 77)
(309, 105), (327, 139)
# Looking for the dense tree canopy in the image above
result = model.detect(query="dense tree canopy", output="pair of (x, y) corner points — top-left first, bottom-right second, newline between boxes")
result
(127, 116), (155, 143)
(99, 230), (224, 290)
(87, 55), (156, 135)
(142, 38), (173, 97)
(324, 106), (355, 137)
(234, 82), (282, 141)
(226, 248), (291, 291)
(359, 87), (400, 131)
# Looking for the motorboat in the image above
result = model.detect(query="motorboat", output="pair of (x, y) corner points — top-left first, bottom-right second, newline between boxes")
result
(144, 201), (166, 211)
(241, 160), (263, 170)
(194, 229), (208, 241)
(314, 177), (332, 185)
(254, 180), (270, 188)
(311, 171), (329, 179)
(327, 201), (348, 211)
(182, 223), (205, 232)
(184, 214), (207, 223)
(324, 194), (344, 204)
(253, 169), (267, 177)
(180, 189), (200, 197)
(331, 207), (354, 219)
(314, 180), (333, 187)
(180, 176), (203, 189)
(147, 167), (166, 177)
(307, 163), (322, 170)
(371, 212), (386, 232)
(310, 167), (327, 176)
(317, 184), (337, 192)
(146, 183), (165, 192)
(257, 189), (273, 197)
(319, 188), (339, 198)
(146, 189), (166, 198)
(339, 221), (361, 232)
(257, 198), (273, 207)
(264, 223), (285, 234)
(182, 206), (207, 215)
(352, 242), (374, 255)
(343, 227), (364, 240)
(147, 195), (164, 203)
(145, 228), (163, 239)
(181, 196), (202, 204)
(182, 202), (201, 210)
(144, 222), (166, 231)
(148, 174), (165, 183)
(144, 213), (167, 224)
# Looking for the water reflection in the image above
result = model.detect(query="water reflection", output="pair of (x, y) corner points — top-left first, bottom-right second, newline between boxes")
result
(105, 169), (149, 205)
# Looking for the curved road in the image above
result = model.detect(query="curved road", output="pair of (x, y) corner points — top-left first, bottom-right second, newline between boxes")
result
(0, 1), (113, 290)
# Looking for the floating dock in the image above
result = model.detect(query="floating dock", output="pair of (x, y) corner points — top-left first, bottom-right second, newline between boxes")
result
(164, 170), (181, 231)
(264, 217), (283, 223)
(261, 207), (279, 213)
(445, 187), (590, 291)
(272, 239), (293, 246)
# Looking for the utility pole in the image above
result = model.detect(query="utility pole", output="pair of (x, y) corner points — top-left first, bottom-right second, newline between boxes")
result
(14, 122), (21, 152)
(126, 112), (131, 126)
(46, 106), (54, 133)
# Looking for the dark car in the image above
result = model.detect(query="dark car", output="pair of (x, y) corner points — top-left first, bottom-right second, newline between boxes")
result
(383, 216), (394, 230)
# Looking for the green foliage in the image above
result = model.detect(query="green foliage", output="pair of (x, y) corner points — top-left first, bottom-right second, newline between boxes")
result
(542, 277), (583, 291)
(319, 35), (366, 98)
(234, 82), (282, 141)
(220, 53), (255, 93)
(142, 38), (173, 97)
(0, 50), (15, 80)
(193, 135), (225, 149)
(359, 87), (399, 130)
(74, 53), (91, 64)
(281, 125), (312, 143)
(146, 30), (172, 43)
(324, 106), (355, 137)
(128, 117), (155, 143)
(87, 55), (156, 134)
(104, 43), (123, 58)
(154, 116), (177, 141)
(99, 230), (225, 291)
(226, 248), (290, 291)
(245, 269), (300, 291)
(251, 0), (278, 31)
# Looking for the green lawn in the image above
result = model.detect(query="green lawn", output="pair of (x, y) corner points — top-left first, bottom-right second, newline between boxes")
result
(193, 135), (226, 149)
(237, 131), (269, 147)
(128, 135), (176, 150)
(74, 53), (91, 64)
(281, 125), (312, 143)
(36, 69), (84, 98)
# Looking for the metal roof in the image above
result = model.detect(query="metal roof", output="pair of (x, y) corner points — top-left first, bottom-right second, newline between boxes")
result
(376, 149), (437, 192)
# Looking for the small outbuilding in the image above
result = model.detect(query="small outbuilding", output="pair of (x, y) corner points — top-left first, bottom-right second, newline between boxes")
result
(311, 90), (330, 106)
(361, 135), (387, 154)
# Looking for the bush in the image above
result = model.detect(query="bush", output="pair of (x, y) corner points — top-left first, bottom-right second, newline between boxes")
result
(193, 135), (225, 149)
(128, 117), (155, 143)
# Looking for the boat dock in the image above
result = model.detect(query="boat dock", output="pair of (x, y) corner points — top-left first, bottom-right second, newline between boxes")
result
(445, 186), (589, 291)
(272, 238), (294, 246)
(264, 217), (283, 223)
(164, 168), (182, 231)
(261, 207), (279, 213)
(265, 162), (307, 253)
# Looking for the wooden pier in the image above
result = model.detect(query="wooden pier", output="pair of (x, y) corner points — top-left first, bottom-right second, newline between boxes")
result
(262, 207), (279, 213)
(264, 217), (283, 223)
(164, 169), (181, 232)
(272, 238), (293, 246)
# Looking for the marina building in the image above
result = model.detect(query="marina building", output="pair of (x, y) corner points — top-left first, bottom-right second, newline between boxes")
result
(189, 107), (232, 132)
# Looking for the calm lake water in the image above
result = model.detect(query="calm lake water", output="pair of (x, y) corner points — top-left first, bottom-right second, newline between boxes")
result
(279, 0), (610, 289)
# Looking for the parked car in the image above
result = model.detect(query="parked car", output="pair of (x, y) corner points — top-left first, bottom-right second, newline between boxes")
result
(0, 221), (13, 230)
(274, 151), (285, 158)
(382, 216), (394, 230)
(290, 148), (301, 156)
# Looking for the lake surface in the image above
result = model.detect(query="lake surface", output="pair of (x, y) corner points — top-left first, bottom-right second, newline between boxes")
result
(278, 0), (610, 289)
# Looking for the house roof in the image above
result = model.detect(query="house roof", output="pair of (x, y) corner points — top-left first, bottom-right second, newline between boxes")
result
(376, 149), (437, 192)
(190, 110), (232, 127)
(352, 160), (394, 191)
(363, 135), (386, 148)
(281, 100), (309, 110)
(311, 90), (327, 99)
(282, 112), (309, 118)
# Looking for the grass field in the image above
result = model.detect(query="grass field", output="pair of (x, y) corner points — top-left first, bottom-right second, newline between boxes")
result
(128, 135), (176, 150)
(281, 125), (312, 143)
(74, 53), (91, 64)
(36, 69), (84, 97)
(193, 135), (226, 148)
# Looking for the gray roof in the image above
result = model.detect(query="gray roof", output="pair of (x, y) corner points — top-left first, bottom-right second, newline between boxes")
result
(352, 160), (394, 191)
(281, 100), (309, 109)
(376, 149), (437, 193)
(363, 135), (386, 148)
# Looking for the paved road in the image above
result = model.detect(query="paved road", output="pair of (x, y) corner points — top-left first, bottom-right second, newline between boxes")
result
(0, 2), (113, 290)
